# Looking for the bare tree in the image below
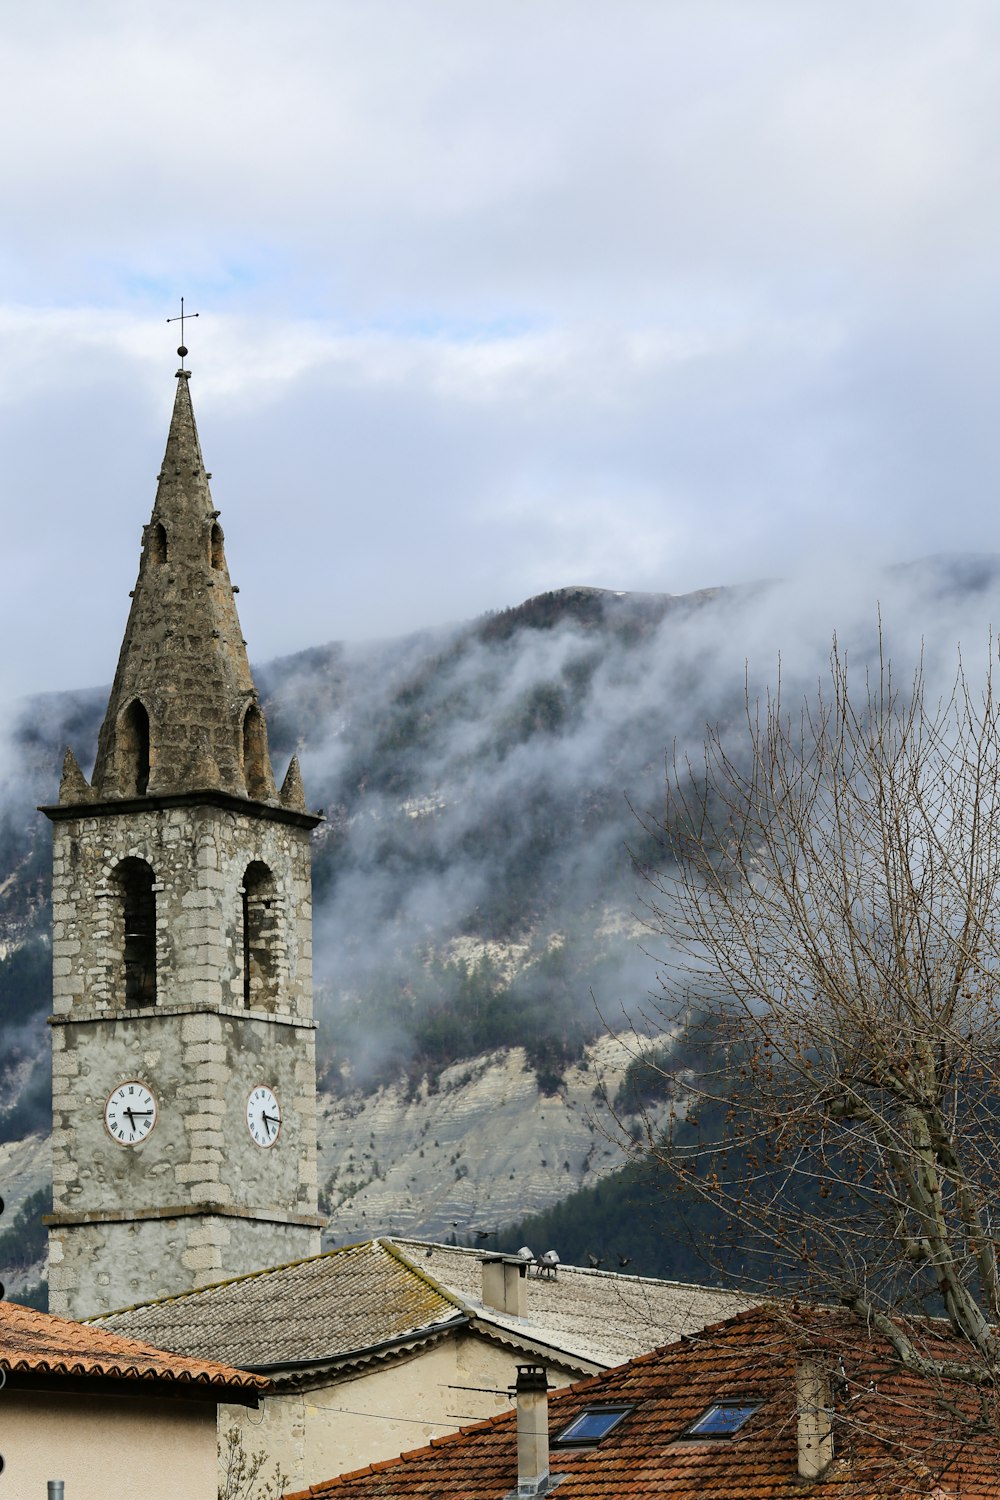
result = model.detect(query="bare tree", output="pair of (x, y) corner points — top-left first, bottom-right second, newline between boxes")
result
(630, 633), (1000, 1388)
(218, 1425), (288, 1500)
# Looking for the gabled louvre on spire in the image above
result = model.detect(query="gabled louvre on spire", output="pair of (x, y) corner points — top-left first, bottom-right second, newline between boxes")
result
(80, 370), (279, 804)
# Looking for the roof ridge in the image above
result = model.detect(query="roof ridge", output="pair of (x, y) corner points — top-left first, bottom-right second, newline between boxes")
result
(380, 1236), (472, 1316)
(389, 1237), (752, 1296)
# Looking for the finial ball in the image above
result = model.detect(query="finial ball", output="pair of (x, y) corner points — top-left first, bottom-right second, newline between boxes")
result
(177, 345), (188, 359)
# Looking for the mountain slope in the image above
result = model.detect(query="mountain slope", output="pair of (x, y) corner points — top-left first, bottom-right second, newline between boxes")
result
(3, 559), (1000, 1282)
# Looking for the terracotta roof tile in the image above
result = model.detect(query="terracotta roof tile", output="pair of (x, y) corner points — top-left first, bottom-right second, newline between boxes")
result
(291, 1305), (1000, 1499)
(0, 1299), (267, 1397)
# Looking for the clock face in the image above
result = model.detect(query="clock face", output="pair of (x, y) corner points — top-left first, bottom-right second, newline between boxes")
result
(246, 1085), (281, 1148)
(104, 1081), (157, 1146)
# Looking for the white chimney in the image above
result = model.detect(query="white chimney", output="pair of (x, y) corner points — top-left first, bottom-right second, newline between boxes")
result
(796, 1359), (834, 1479)
(515, 1363), (550, 1497)
(482, 1254), (528, 1317)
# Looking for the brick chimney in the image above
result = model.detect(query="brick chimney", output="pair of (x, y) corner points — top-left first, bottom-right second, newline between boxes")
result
(482, 1254), (528, 1317)
(515, 1363), (550, 1496)
(796, 1359), (834, 1479)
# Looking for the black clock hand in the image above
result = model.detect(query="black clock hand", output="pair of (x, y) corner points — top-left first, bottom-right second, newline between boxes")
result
(262, 1111), (279, 1136)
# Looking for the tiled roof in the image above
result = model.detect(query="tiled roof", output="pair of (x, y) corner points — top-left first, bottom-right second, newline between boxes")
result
(93, 1239), (464, 1368)
(0, 1299), (266, 1399)
(390, 1237), (749, 1366)
(94, 1236), (748, 1378)
(286, 1305), (1000, 1500)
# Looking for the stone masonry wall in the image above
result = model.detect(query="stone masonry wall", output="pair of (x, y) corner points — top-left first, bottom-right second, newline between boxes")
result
(49, 1213), (319, 1322)
(49, 800), (321, 1319)
(51, 802), (313, 1018)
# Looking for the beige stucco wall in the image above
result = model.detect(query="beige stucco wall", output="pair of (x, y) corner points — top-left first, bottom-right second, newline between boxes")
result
(221, 1331), (580, 1493)
(1, 1388), (218, 1499)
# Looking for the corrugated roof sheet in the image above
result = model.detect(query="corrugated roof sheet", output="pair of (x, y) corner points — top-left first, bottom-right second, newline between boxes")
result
(390, 1237), (749, 1366)
(0, 1299), (266, 1397)
(284, 1305), (1000, 1499)
(93, 1239), (463, 1367)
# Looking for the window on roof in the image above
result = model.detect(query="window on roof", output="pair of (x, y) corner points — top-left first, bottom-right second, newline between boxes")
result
(553, 1404), (635, 1446)
(686, 1403), (761, 1439)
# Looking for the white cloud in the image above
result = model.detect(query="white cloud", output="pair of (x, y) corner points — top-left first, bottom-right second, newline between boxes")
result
(2, 2), (1000, 707)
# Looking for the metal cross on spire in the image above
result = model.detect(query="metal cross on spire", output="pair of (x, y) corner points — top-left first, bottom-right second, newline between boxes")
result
(167, 297), (200, 369)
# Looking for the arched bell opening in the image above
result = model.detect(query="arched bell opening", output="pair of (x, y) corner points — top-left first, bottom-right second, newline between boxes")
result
(117, 699), (151, 797)
(241, 703), (271, 801)
(242, 860), (279, 1010)
(113, 857), (157, 1007)
(210, 522), (225, 571)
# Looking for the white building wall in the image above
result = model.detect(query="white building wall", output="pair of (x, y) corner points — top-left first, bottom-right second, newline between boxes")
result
(220, 1332), (582, 1493)
(2, 1390), (218, 1500)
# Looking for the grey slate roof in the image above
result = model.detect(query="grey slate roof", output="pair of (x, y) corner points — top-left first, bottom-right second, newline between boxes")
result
(93, 1236), (748, 1377)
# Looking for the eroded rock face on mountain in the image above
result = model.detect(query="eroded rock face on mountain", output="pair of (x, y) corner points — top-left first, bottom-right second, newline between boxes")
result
(320, 1034), (653, 1245)
(0, 1132), (50, 1299)
(8, 1035), (658, 1290)
(6, 565), (997, 1293)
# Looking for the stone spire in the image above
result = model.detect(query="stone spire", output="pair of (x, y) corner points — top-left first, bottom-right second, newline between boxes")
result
(86, 370), (278, 803)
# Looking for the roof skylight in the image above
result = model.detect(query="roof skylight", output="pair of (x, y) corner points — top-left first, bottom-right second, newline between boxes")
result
(553, 1404), (635, 1445)
(687, 1402), (761, 1438)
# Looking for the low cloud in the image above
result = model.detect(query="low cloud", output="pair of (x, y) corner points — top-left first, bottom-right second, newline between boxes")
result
(3, 5), (1000, 702)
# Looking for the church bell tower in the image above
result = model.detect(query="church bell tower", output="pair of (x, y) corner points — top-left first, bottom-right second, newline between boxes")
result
(44, 361), (323, 1319)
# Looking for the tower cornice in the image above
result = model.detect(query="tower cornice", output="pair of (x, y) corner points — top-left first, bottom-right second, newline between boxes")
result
(40, 787), (323, 830)
(48, 1001), (319, 1029)
(46, 1204), (327, 1231)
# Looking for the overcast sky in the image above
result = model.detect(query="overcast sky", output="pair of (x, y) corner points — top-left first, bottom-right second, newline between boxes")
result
(3, 1), (1000, 703)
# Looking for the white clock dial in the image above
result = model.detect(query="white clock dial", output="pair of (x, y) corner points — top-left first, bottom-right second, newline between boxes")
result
(104, 1080), (157, 1146)
(246, 1085), (281, 1148)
